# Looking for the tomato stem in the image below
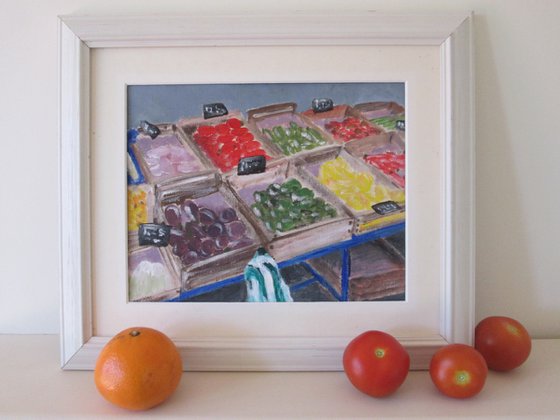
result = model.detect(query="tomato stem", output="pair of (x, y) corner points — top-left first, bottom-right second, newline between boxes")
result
(130, 330), (141, 337)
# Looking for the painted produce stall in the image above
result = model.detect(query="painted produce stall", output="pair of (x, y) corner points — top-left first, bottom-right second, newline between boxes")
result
(127, 100), (406, 303)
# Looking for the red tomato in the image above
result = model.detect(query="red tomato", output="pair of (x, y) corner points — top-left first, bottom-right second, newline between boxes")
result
(430, 344), (488, 399)
(243, 140), (262, 152)
(215, 123), (230, 135)
(343, 330), (410, 397)
(226, 117), (243, 129)
(231, 127), (249, 137)
(238, 132), (255, 143)
(475, 316), (531, 371)
(220, 141), (237, 155)
(217, 134), (235, 145)
(197, 125), (216, 137)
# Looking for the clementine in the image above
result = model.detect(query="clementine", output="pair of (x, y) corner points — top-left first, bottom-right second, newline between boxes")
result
(94, 327), (183, 411)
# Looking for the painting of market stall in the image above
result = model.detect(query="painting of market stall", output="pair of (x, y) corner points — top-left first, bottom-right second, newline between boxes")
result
(127, 83), (406, 302)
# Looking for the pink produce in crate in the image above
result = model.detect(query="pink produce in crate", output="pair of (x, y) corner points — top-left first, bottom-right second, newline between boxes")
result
(135, 133), (204, 182)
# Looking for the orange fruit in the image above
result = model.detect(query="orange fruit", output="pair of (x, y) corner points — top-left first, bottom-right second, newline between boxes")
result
(94, 327), (183, 411)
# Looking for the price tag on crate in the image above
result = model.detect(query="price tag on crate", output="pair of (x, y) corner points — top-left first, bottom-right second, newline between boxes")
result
(138, 223), (171, 247)
(139, 120), (161, 139)
(237, 155), (266, 175)
(312, 98), (334, 113)
(203, 103), (229, 119)
(372, 201), (401, 215)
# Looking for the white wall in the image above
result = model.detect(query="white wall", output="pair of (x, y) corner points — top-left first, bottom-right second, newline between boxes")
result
(1, 0), (558, 337)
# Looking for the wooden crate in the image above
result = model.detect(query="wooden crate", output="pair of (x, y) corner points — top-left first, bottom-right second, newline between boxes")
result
(354, 101), (406, 144)
(127, 184), (155, 233)
(130, 123), (215, 187)
(307, 239), (405, 301)
(354, 101), (405, 120)
(128, 246), (181, 302)
(177, 110), (281, 175)
(344, 132), (405, 189)
(301, 104), (385, 147)
(226, 159), (353, 262)
(154, 176), (262, 292)
(246, 102), (339, 159)
(298, 147), (405, 234)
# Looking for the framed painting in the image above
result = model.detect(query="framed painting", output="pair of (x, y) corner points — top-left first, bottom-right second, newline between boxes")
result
(59, 12), (474, 370)
(126, 82), (406, 303)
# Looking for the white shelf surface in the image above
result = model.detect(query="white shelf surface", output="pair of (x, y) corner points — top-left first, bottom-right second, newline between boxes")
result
(1, 335), (558, 418)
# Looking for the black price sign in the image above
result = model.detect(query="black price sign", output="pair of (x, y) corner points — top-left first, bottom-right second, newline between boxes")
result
(237, 155), (266, 175)
(203, 103), (229, 119)
(372, 201), (401, 215)
(139, 120), (161, 139)
(138, 223), (171, 247)
(312, 98), (334, 113)
(396, 120), (405, 131)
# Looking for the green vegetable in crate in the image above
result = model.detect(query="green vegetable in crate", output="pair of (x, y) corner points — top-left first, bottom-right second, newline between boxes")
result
(370, 115), (404, 131)
(251, 178), (337, 233)
(262, 122), (326, 156)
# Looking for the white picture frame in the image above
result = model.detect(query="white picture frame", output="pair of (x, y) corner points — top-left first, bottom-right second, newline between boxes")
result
(59, 12), (474, 371)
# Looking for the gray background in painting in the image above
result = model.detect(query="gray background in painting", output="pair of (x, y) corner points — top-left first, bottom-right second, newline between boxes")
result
(127, 82), (405, 128)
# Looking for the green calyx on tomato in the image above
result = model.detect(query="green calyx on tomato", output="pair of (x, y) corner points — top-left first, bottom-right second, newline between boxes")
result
(429, 344), (488, 399)
(453, 370), (471, 386)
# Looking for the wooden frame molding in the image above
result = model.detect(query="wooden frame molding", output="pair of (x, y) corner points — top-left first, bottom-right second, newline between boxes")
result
(59, 11), (474, 371)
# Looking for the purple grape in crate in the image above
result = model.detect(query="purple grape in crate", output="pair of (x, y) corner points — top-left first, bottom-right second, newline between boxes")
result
(172, 236), (189, 256)
(215, 234), (229, 250)
(184, 221), (205, 239)
(164, 204), (181, 227)
(181, 199), (199, 222)
(219, 207), (238, 223)
(227, 220), (247, 241)
(198, 208), (217, 226)
(206, 222), (225, 238)
(199, 238), (217, 257)
(180, 250), (199, 265)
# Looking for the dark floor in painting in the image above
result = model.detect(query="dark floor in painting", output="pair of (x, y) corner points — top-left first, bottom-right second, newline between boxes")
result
(384, 231), (405, 257)
(291, 282), (337, 302)
(280, 264), (337, 301)
(181, 281), (247, 302)
(280, 264), (314, 287)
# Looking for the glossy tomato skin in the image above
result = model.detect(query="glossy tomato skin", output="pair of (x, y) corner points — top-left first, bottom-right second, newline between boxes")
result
(430, 344), (488, 399)
(475, 316), (531, 371)
(343, 330), (410, 397)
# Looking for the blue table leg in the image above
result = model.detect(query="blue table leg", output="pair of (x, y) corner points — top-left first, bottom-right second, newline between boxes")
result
(341, 248), (351, 301)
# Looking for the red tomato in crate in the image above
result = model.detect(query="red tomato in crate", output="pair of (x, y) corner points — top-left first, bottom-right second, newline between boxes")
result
(475, 316), (531, 371)
(193, 117), (268, 172)
(215, 123), (230, 135)
(196, 124), (216, 137)
(325, 117), (380, 142)
(429, 344), (488, 399)
(343, 331), (410, 397)
(238, 132), (255, 143)
(226, 117), (243, 129)
(231, 127), (249, 137)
